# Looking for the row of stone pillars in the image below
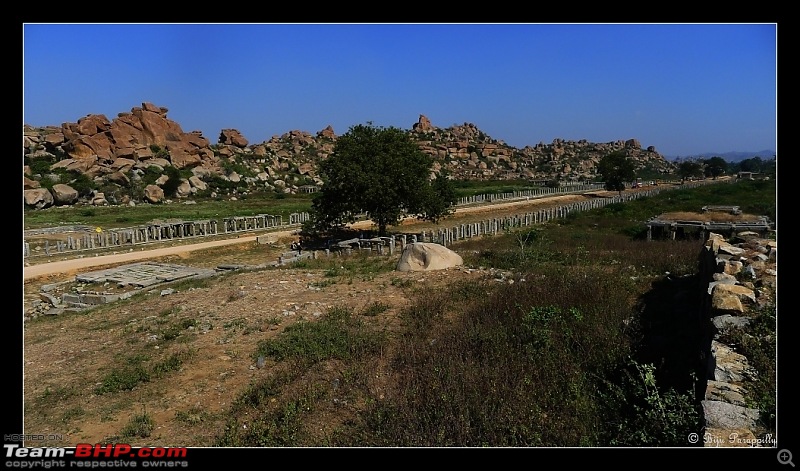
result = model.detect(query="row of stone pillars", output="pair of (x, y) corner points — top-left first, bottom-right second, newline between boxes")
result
(418, 192), (650, 247)
(455, 183), (604, 206)
(24, 212), (310, 258)
(223, 214), (284, 233)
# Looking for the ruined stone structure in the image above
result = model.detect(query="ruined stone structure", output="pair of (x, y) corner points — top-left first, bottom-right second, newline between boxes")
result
(697, 231), (777, 447)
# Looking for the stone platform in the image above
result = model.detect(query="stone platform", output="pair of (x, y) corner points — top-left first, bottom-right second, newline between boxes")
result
(74, 261), (218, 287)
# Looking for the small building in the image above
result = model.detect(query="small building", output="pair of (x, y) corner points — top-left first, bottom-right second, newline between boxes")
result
(298, 185), (318, 194)
(737, 171), (757, 180)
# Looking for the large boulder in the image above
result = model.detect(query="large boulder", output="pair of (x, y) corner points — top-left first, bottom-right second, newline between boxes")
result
(24, 188), (54, 209)
(51, 183), (79, 205)
(144, 184), (164, 204)
(396, 242), (463, 272)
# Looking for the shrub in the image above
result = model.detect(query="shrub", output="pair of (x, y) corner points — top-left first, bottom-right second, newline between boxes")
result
(161, 166), (182, 197)
(120, 410), (155, 438)
(67, 172), (96, 196)
(253, 306), (384, 364)
(94, 366), (150, 394)
(28, 156), (58, 176)
(596, 359), (703, 446)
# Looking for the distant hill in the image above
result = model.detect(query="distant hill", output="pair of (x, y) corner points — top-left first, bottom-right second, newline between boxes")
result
(24, 102), (680, 210)
(669, 150), (776, 163)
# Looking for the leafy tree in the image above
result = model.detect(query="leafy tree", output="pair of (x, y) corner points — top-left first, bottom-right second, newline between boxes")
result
(597, 152), (636, 195)
(311, 123), (454, 235)
(417, 172), (458, 224)
(677, 160), (704, 182)
(149, 144), (169, 159)
(736, 156), (763, 173)
(67, 171), (96, 197)
(702, 156), (727, 179)
(142, 165), (165, 186)
(27, 155), (58, 176)
(161, 166), (183, 197)
(545, 176), (561, 188)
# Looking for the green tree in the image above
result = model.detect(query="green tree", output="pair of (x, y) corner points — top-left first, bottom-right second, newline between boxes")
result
(67, 171), (96, 197)
(161, 166), (183, 197)
(702, 156), (727, 179)
(597, 152), (636, 195)
(737, 156), (763, 173)
(311, 123), (454, 235)
(417, 171), (458, 224)
(677, 160), (704, 182)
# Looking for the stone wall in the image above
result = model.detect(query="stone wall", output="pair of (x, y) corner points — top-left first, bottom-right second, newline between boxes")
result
(696, 231), (777, 447)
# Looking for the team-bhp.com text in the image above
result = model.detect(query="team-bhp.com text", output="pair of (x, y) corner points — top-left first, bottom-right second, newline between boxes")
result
(5, 444), (188, 468)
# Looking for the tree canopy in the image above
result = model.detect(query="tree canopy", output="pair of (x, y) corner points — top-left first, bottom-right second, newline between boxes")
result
(597, 152), (636, 195)
(677, 160), (705, 182)
(310, 123), (457, 235)
(702, 157), (727, 179)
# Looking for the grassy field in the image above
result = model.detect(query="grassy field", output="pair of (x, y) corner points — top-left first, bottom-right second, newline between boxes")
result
(22, 193), (315, 231)
(22, 178), (776, 447)
(22, 180), (562, 231)
(218, 178), (777, 446)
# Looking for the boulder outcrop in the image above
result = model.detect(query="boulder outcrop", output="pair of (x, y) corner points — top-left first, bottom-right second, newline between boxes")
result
(24, 102), (677, 210)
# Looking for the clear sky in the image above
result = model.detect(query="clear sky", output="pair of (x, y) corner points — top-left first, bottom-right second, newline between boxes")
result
(22, 23), (777, 158)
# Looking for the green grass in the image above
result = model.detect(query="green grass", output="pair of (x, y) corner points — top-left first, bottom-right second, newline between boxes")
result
(359, 301), (391, 317)
(94, 365), (151, 395)
(217, 306), (387, 446)
(26, 178), (775, 447)
(212, 178), (775, 447)
(293, 252), (397, 282)
(120, 410), (155, 438)
(151, 349), (194, 378)
(175, 406), (213, 426)
(451, 179), (547, 197)
(94, 348), (195, 394)
(34, 385), (77, 406)
(253, 305), (385, 364)
(22, 192), (314, 231)
(23, 180), (580, 230)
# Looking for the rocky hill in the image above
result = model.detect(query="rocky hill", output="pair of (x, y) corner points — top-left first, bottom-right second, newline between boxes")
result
(23, 102), (676, 209)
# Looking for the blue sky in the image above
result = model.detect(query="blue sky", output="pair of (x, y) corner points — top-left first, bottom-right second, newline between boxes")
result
(22, 23), (777, 158)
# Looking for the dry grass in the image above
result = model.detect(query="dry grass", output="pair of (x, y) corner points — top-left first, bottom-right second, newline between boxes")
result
(655, 211), (765, 223)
